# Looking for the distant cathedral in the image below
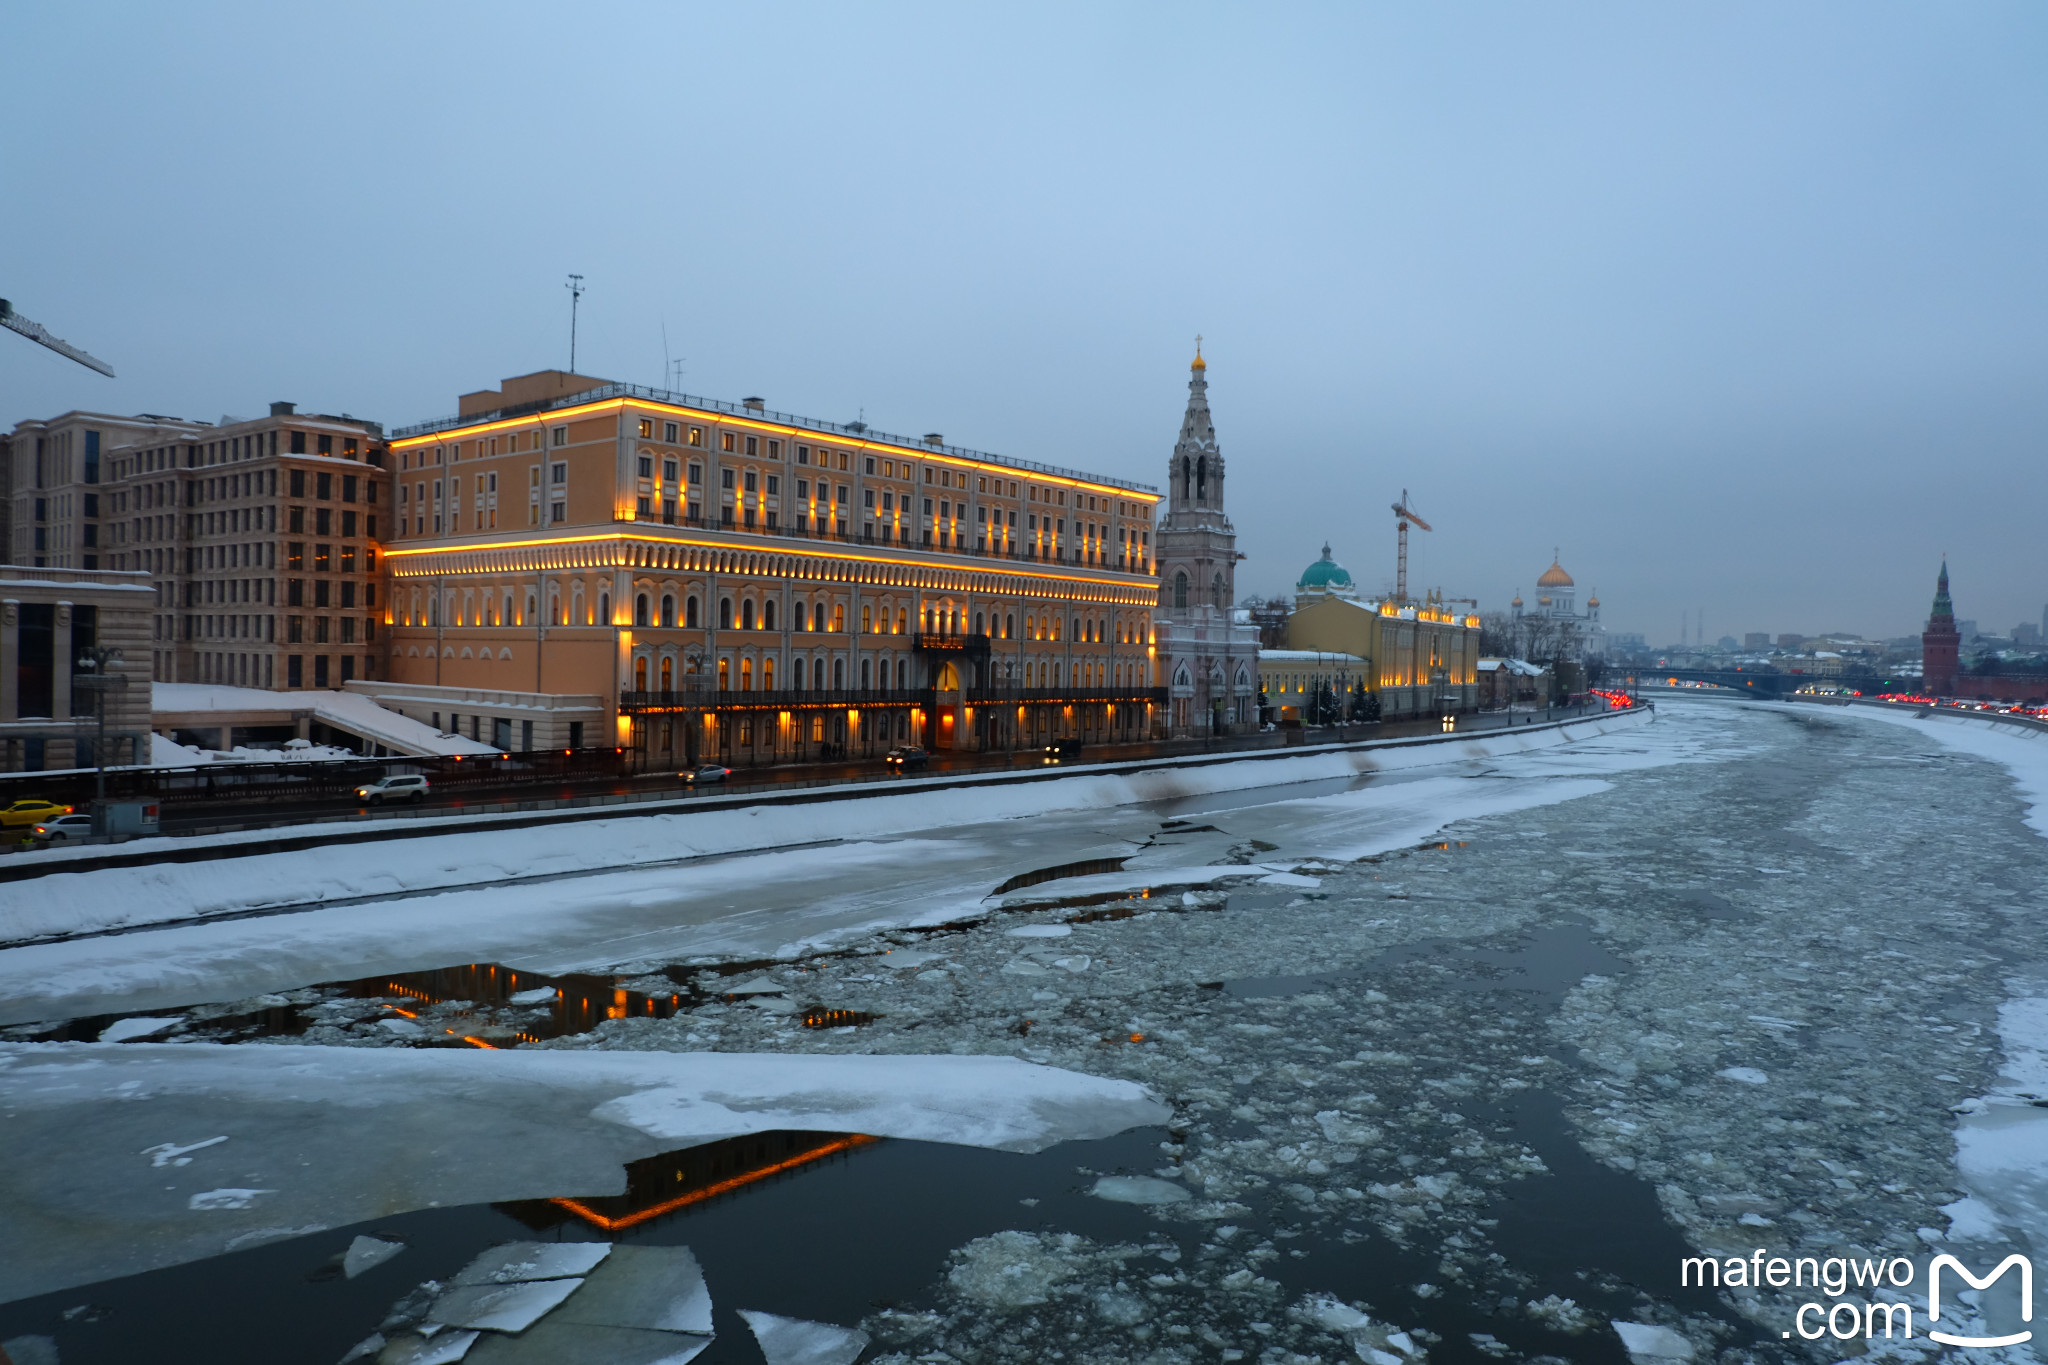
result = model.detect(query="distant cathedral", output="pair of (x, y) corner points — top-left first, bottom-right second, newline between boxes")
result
(1153, 344), (1259, 736)
(1510, 553), (1605, 660)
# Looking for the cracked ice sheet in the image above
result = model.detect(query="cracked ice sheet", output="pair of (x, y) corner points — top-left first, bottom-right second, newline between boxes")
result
(0, 1043), (1167, 1305)
(1543, 698), (2048, 1349)
(1714, 700), (2048, 1259)
(526, 699), (2028, 1361)
(0, 713), (1672, 1026)
(1955, 985), (2048, 1256)
(0, 713), (1654, 950)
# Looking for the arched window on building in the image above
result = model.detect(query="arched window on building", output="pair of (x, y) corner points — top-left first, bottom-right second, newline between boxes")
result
(1196, 456), (1207, 504)
(741, 600), (756, 631)
(861, 657), (872, 689)
(635, 594), (650, 627)
(660, 594), (675, 628)
(634, 656), (648, 690)
(600, 591), (610, 624)
(974, 611), (985, 635)
(833, 657), (845, 689)
(814, 602), (827, 632)
(686, 595), (700, 628)
(720, 597), (733, 630)
(763, 599), (776, 631)
(660, 656), (673, 690)
(814, 657), (827, 689)
(1212, 573), (1225, 608)
(1174, 572), (1188, 609)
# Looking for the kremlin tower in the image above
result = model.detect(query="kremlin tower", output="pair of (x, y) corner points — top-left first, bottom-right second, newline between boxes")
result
(1921, 560), (1960, 696)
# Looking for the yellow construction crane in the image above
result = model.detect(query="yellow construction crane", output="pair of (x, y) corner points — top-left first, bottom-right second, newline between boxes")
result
(1390, 489), (1431, 605)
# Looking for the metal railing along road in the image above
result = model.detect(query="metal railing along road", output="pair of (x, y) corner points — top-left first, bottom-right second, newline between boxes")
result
(394, 381), (1159, 495)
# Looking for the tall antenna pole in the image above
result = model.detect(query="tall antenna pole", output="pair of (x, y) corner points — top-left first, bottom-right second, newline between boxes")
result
(565, 274), (585, 372)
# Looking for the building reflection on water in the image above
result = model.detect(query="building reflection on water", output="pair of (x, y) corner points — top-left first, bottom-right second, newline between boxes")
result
(500, 1130), (883, 1233)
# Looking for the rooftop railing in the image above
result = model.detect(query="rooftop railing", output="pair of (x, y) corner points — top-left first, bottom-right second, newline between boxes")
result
(394, 381), (1158, 495)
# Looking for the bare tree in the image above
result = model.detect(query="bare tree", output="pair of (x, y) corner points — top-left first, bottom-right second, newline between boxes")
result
(1478, 611), (1517, 657)
(1517, 614), (1560, 663)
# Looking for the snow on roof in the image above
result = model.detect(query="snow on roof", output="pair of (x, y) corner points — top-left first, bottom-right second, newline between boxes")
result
(1477, 658), (1548, 676)
(153, 682), (499, 757)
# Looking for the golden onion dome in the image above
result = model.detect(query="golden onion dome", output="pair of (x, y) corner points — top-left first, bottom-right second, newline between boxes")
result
(1536, 559), (1574, 588)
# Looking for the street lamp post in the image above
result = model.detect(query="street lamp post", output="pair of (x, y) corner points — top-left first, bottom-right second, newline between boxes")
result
(74, 645), (128, 808)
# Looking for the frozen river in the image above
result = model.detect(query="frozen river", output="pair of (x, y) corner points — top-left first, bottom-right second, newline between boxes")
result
(3, 698), (2045, 1364)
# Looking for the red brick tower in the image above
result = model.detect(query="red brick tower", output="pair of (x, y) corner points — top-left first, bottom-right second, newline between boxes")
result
(1922, 559), (1960, 696)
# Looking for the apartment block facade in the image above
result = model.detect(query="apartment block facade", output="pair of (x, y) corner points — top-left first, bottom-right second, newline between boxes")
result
(383, 371), (1164, 764)
(8, 410), (209, 571)
(98, 404), (388, 688)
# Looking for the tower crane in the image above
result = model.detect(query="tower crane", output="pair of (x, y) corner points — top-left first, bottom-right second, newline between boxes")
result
(1390, 490), (1431, 605)
(0, 299), (115, 376)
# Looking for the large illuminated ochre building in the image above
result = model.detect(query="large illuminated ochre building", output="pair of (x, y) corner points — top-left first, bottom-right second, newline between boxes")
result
(377, 371), (1164, 763)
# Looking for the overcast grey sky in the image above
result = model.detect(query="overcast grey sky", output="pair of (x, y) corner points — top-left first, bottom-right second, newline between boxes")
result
(5, 3), (2043, 643)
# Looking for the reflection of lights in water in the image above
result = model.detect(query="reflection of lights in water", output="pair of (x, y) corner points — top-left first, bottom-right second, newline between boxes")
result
(543, 1132), (882, 1231)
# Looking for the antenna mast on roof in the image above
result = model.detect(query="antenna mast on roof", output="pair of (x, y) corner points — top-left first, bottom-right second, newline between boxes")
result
(0, 299), (115, 377)
(565, 274), (585, 373)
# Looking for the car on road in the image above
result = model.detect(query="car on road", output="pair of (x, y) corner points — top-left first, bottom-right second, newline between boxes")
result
(354, 774), (431, 805)
(683, 764), (732, 785)
(30, 813), (96, 842)
(2, 798), (73, 829)
(1042, 739), (1084, 765)
(884, 745), (929, 771)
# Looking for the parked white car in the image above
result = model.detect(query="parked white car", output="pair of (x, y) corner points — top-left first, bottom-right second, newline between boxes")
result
(354, 774), (431, 805)
(31, 813), (97, 842)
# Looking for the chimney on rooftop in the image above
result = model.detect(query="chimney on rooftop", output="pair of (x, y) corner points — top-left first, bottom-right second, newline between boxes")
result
(742, 396), (765, 413)
(923, 433), (943, 448)
(270, 401), (296, 417)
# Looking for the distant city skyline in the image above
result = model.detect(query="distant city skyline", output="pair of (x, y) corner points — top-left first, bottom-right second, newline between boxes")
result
(4, 4), (2044, 640)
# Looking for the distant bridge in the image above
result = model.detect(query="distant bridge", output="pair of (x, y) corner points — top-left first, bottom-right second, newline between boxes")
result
(1629, 669), (1804, 697)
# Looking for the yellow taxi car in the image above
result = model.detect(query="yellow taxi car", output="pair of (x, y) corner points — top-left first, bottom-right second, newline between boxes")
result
(1, 798), (74, 829)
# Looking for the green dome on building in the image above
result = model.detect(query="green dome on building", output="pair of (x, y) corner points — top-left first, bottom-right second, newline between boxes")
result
(1297, 543), (1354, 592)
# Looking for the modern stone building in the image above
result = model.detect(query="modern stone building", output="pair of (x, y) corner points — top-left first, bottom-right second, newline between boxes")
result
(1153, 348), (1259, 736)
(0, 565), (153, 771)
(8, 410), (208, 571)
(380, 370), (1164, 764)
(99, 404), (389, 689)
